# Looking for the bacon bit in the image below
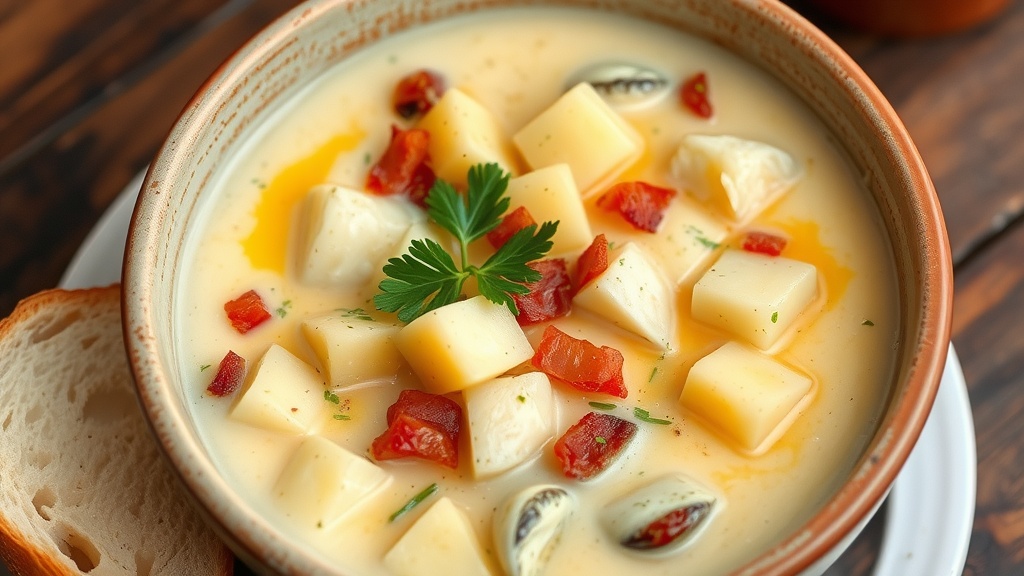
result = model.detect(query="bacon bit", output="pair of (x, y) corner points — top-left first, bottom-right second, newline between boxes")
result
(622, 501), (713, 549)
(224, 290), (272, 334)
(393, 69), (446, 119)
(531, 325), (627, 398)
(367, 125), (435, 207)
(553, 412), (637, 480)
(596, 181), (675, 233)
(742, 231), (788, 256)
(206, 351), (246, 397)
(371, 390), (461, 469)
(486, 206), (537, 249)
(681, 71), (713, 118)
(574, 234), (609, 294)
(513, 259), (572, 325)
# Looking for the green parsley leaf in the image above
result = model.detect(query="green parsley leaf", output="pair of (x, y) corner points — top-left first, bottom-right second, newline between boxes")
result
(389, 483), (439, 522)
(323, 390), (340, 405)
(633, 407), (672, 425)
(771, 311), (779, 324)
(374, 164), (557, 322)
(589, 401), (617, 411)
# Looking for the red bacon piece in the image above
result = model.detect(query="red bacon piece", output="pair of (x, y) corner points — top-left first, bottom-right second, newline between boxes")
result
(742, 231), (788, 256)
(393, 69), (446, 119)
(223, 290), (271, 334)
(513, 259), (572, 325)
(206, 350), (246, 397)
(573, 234), (609, 294)
(486, 206), (537, 250)
(553, 412), (637, 480)
(371, 389), (461, 469)
(596, 181), (675, 233)
(367, 125), (435, 207)
(681, 71), (713, 118)
(531, 325), (627, 398)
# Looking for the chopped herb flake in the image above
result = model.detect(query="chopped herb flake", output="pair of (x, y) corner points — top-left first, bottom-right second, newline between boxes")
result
(333, 414), (352, 421)
(634, 407), (672, 425)
(771, 311), (779, 324)
(648, 366), (659, 383)
(589, 401), (617, 411)
(389, 483), (439, 522)
(517, 394), (526, 403)
(324, 390), (340, 405)
(862, 319), (875, 326)
(200, 364), (212, 372)
(276, 299), (293, 318)
(595, 436), (607, 444)
(337, 307), (373, 321)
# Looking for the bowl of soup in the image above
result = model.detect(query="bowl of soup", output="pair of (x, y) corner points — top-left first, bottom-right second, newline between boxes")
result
(122, 0), (952, 574)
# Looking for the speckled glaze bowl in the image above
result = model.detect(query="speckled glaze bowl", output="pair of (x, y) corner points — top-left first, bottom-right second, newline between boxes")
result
(121, 0), (953, 574)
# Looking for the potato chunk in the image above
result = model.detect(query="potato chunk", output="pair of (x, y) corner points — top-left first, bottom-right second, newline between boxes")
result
(680, 341), (813, 454)
(231, 344), (327, 434)
(295, 184), (424, 289)
(512, 83), (643, 195)
(692, 249), (818, 350)
(671, 134), (801, 221)
(396, 295), (534, 394)
(273, 435), (389, 530)
(464, 372), (555, 478)
(572, 242), (676, 350)
(384, 497), (493, 576)
(505, 164), (592, 257)
(301, 312), (404, 389)
(416, 87), (518, 187)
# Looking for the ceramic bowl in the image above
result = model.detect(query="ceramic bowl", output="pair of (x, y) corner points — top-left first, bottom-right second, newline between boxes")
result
(122, 0), (953, 574)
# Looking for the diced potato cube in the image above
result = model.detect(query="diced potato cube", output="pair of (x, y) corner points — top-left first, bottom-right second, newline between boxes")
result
(680, 341), (813, 454)
(505, 164), (592, 257)
(295, 184), (424, 289)
(572, 242), (676, 350)
(611, 194), (729, 285)
(384, 497), (493, 576)
(692, 249), (818, 350)
(231, 344), (327, 433)
(464, 372), (555, 478)
(273, 435), (389, 530)
(512, 83), (643, 195)
(301, 312), (404, 389)
(396, 296), (533, 394)
(671, 134), (801, 221)
(416, 87), (518, 187)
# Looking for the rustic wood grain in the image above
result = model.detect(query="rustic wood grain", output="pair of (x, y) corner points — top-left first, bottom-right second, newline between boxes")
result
(0, 0), (302, 318)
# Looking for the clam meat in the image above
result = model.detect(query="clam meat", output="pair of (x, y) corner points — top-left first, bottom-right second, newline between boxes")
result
(601, 475), (718, 553)
(493, 485), (575, 576)
(566, 62), (670, 109)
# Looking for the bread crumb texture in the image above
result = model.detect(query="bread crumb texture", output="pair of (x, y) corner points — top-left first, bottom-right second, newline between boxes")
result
(0, 286), (232, 576)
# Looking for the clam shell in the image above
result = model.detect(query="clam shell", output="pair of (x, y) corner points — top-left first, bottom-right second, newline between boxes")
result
(601, 475), (718, 553)
(493, 485), (575, 576)
(566, 62), (670, 109)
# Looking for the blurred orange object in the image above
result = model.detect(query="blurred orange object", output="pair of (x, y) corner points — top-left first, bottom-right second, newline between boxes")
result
(808, 0), (1010, 36)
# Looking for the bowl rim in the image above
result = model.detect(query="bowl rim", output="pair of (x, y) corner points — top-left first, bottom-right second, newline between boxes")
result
(121, 0), (954, 574)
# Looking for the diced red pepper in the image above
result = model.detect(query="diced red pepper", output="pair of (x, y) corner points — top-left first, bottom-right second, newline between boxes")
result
(742, 231), (788, 256)
(224, 290), (271, 334)
(206, 350), (246, 397)
(486, 206), (537, 249)
(596, 181), (676, 233)
(553, 412), (637, 480)
(371, 389), (461, 469)
(513, 259), (572, 325)
(622, 501), (713, 550)
(681, 71), (713, 119)
(531, 325), (627, 398)
(393, 69), (446, 119)
(367, 125), (435, 207)
(573, 234), (609, 294)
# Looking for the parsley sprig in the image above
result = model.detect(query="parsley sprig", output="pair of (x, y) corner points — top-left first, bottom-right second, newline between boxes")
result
(373, 164), (557, 322)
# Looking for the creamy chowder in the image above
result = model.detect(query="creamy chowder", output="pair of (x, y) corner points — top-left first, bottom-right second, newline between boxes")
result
(177, 6), (898, 575)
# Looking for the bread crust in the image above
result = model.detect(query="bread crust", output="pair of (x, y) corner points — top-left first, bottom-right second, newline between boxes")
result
(0, 286), (233, 576)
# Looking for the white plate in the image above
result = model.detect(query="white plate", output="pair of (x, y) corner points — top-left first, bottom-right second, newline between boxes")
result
(47, 174), (975, 576)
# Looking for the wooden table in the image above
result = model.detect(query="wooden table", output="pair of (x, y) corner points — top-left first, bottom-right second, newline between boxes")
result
(1, 1), (1021, 574)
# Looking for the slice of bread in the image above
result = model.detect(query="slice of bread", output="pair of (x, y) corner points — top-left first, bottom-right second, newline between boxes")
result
(0, 286), (233, 576)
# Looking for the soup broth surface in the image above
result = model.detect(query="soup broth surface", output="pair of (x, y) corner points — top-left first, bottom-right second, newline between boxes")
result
(178, 6), (898, 575)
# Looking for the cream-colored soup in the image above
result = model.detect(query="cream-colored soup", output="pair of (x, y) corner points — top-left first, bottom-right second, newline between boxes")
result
(178, 6), (898, 575)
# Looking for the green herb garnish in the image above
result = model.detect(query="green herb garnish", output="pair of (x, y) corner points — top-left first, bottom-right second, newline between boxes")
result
(595, 436), (607, 444)
(389, 483), (439, 522)
(862, 319), (875, 326)
(771, 311), (779, 324)
(633, 407), (672, 425)
(648, 366), (659, 383)
(337, 307), (373, 321)
(589, 401), (617, 411)
(276, 299), (292, 318)
(200, 364), (212, 372)
(517, 395), (527, 403)
(373, 164), (557, 322)
(333, 414), (352, 421)
(324, 390), (340, 404)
